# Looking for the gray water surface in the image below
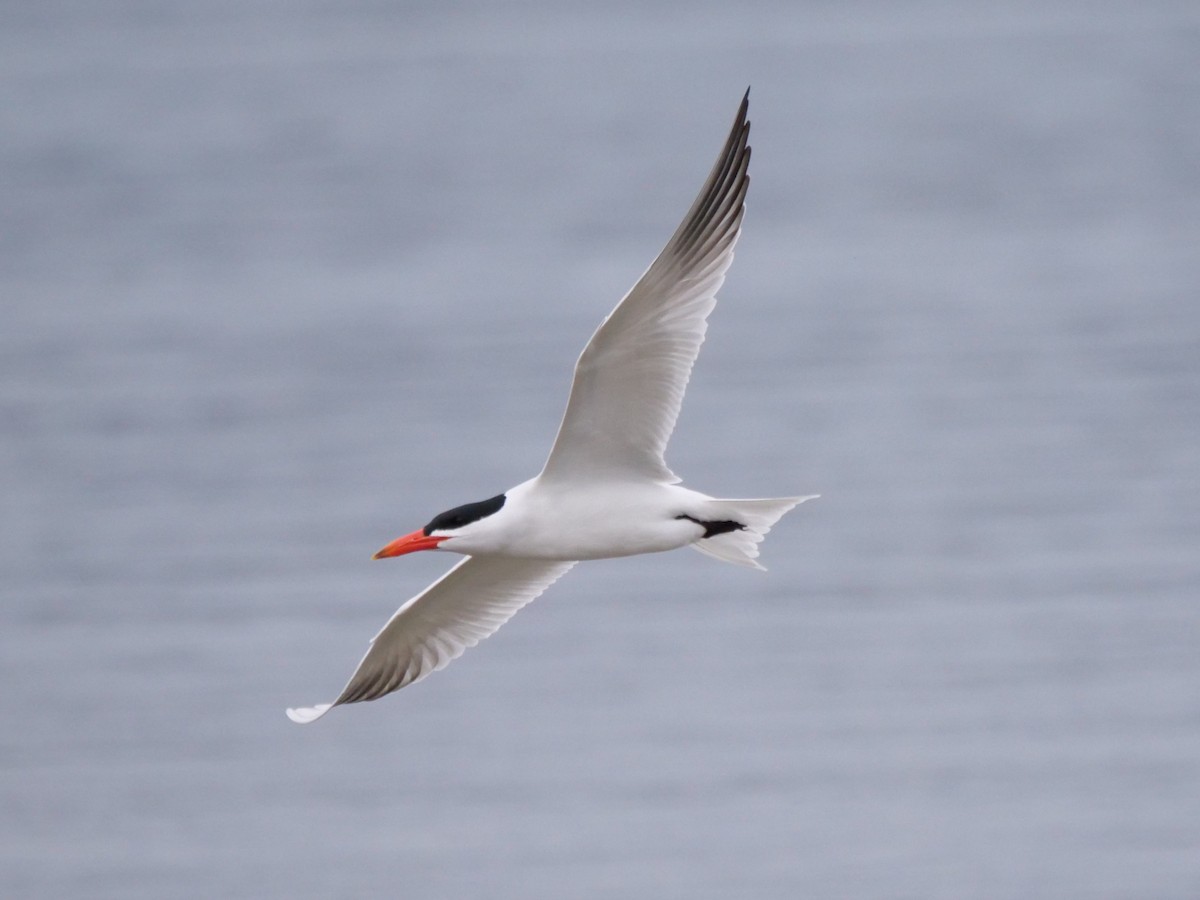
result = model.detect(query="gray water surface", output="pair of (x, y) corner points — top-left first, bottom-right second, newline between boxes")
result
(3, 2), (1199, 898)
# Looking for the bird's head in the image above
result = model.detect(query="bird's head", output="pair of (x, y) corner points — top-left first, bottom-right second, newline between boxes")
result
(373, 493), (507, 559)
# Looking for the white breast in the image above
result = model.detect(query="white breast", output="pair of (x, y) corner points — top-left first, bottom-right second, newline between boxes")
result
(460, 477), (708, 561)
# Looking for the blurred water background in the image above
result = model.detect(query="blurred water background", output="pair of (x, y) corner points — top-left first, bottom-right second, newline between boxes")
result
(3, 1), (1199, 897)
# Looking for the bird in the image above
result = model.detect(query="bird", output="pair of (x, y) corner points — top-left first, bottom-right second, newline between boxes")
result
(287, 89), (816, 724)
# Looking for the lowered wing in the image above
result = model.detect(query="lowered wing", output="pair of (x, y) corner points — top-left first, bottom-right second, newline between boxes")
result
(287, 555), (576, 723)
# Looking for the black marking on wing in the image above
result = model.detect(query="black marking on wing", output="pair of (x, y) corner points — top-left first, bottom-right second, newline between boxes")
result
(675, 514), (746, 539)
(424, 494), (506, 535)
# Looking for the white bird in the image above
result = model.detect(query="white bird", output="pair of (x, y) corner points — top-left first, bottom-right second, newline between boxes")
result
(287, 90), (816, 724)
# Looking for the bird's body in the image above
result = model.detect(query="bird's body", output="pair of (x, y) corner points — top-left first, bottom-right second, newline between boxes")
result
(287, 90), (816, 724)
(424, 478), (733, 560)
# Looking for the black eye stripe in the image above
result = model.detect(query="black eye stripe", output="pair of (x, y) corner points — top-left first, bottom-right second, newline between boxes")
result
(424, 494), (506, 535)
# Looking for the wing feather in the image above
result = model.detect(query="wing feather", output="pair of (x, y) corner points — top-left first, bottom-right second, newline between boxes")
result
(286, 556), (576, 723)
(539, 90), (752, 485)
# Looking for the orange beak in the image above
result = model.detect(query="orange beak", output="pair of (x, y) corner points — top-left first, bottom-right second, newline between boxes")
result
(372, 529), (447, 559)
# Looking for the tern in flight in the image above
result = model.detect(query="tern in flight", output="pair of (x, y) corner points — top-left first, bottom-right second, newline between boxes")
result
(288, 90), (815, 723)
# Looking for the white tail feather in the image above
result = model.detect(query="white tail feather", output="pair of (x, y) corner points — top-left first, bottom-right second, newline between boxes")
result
(689, 495), (817, 570)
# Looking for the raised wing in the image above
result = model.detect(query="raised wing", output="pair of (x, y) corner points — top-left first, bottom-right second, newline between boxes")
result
(287, 556), (576, 723)
(539, 90), (752, 485)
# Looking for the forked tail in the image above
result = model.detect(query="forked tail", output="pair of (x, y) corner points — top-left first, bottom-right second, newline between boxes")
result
(690, 495), (817, 570)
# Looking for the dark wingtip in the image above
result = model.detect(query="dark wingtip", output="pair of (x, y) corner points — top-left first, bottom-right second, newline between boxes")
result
(736, 88), (751, 136)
